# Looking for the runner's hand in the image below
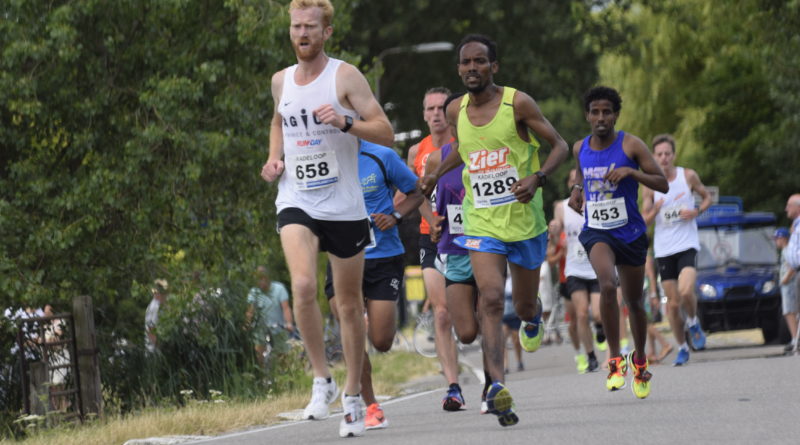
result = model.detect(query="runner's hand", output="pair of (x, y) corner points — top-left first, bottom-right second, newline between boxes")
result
(604, 166), (635, 184)
(511, 175), (538, 204)
(568, 188), (584, 214)
(430, 215), (446, 243)
(261, 160), (284, 182)
(418, 174), (438, 198)
(371, 213), (397, 231)
(679, 208), (700, 220)
(313, 104), (345, 129)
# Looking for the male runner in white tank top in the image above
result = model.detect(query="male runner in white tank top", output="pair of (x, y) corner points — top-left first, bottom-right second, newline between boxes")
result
(641, 134), (712, 367)
(260, 0), (392, 438)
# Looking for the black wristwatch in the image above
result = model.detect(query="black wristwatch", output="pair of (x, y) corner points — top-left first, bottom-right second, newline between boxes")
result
(534, 170), (547, 186)
(392, 211), (403, 223)
(340, 115), (353, 133)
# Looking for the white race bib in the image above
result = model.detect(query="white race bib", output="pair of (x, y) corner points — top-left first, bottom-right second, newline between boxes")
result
(587, 197), (628, 229)
(660, 204), (685, 225)
(447, 204), (464, 235)
(290, 149), (339, 191)
(365, 225), (377, 250)
(469, 166), (519, 209)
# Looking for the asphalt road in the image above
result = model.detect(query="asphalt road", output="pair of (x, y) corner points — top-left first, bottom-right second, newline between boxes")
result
(184, 330), (798, 445)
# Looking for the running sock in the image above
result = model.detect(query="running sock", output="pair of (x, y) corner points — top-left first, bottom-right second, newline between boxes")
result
(483, 371), (492, 395)
(634, 352), (646, 366)
(449, 383), (462, 392)
(679, 342), (689, 351)
(577, 344), (585, 355)
(588, 350), (597, 361)
(687, 316), (699, 327)
(594, 323), (606, 342)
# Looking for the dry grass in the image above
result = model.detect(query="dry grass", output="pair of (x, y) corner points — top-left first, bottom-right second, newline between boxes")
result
(2, 351), (438, 445)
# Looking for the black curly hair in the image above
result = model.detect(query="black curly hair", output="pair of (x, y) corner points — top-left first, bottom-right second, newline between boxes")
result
(583, 86), (622, 112)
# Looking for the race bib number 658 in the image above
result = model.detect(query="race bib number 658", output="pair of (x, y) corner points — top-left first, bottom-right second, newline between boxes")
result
(291, 150), (339, 191)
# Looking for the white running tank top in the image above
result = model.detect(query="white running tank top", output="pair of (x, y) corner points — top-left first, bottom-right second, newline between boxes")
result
(563, 199), (596, 280)
(275, 58), (366, 221)
(653, 167), (700, 257)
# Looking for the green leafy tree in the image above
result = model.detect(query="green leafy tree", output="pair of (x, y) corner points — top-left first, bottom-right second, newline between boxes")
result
(0, 0), (358, 420)
(589, 0), (800, 213)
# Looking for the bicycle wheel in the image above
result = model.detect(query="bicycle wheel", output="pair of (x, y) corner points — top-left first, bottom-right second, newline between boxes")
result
(413, 313), (437, 358)
(393, 331), (412, 352)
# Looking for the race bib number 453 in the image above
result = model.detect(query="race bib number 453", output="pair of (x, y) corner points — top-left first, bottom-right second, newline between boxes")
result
(469, 166), (519, 209)
(290, 150), (339, 191)
(587, 197), (628, 230)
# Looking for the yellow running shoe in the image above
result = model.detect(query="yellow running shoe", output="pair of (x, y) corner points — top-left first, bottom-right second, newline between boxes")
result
(605, 356), (628, 391)
(519, 297), (544, 353)
(628, 352), (652, 399)
(575, 354), (589, 374)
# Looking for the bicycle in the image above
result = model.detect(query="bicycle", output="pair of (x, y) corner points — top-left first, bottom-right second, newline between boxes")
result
(412, 311), (437, 358)
(411, 310), (475, 358)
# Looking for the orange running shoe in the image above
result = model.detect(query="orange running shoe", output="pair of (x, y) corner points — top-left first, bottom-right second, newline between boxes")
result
(364, 403), (388, 430)
(606, 355), (628, 391)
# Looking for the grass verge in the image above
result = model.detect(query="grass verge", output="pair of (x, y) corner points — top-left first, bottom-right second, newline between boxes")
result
(1, 351), (438, 445)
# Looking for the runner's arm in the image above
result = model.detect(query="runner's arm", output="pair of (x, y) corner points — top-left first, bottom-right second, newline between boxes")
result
(339, 63), (394, 147)
(568, 141), (585, 214)
(419, 144), (462, 197)
(515, 91), (570, 178)
(510, 92), (569, 203)
(614, 135), (668, 193)
(407, 143), (420, 170)
(641, 187), (661, 226)
(685, 168), (712, 219)
(553, 200), (565, 238)
(262, 70), (286, 182)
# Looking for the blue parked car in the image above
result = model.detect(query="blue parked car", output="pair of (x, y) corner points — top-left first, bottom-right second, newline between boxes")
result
(694, 196), (782, 344)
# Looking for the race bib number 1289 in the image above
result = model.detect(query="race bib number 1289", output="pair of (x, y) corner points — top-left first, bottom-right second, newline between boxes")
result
(469, 166), (519, 209)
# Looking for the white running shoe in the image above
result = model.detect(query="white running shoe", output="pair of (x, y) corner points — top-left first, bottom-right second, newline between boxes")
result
(303, 377), (338, 420)
(339, 394), (366, 438)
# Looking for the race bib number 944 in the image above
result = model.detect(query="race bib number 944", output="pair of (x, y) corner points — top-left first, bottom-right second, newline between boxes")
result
(587, 197), (628, 230)
(469, 166), (519, 209)
(291, 150), (339, 191)
(661, 204), (685, 225)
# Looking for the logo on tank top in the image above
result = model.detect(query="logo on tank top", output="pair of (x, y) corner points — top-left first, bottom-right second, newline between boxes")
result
(468, 147), (509, 172)
(582, 166), (619, 201)
(283, 108), (323, 133)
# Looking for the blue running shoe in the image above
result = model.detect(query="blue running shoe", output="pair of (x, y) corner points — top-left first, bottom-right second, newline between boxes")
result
(485, 382), (518, 427)
(442, 384), (465, 411)
(673, 347), (689, 366)
(688, 324), (707, 350)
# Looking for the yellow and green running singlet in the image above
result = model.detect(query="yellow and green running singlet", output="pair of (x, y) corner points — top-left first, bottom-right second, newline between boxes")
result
(457, 86), (546, 242)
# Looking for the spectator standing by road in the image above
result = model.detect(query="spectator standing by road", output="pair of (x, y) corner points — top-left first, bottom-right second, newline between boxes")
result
(247, 266), (294, 366)
(774, 228), (797, 352)
(145, 279), (168, 354)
